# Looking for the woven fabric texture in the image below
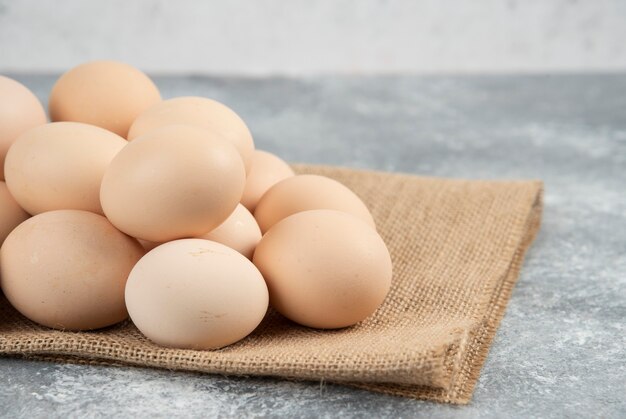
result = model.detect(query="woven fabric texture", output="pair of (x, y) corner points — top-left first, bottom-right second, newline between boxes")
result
(0, 164), (543, 404)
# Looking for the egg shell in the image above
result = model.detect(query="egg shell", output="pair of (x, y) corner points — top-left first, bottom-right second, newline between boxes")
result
(240, 150), (295, 212)
(0, 210), (145, 330)
(0, 76), (47, 180)
(125, 238), (269, 350)
(4, 122), (127, 215)
(127, 97), (254, 172)
(200, 204), (261, 259)
(254, 174), (376, 233)
(0, 181), (29, 246)
(100, 124), (246, 242)
(253, 209), (392, 329)
(49, 61), (161, 138)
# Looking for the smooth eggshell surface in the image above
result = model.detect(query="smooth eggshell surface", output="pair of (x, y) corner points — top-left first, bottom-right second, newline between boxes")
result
(200, 204), (261, 259)
(0, 181), (29, 246)
(49, 61), (161, 138)
(254, 174), (376, 233)
(100, 124), (246, 242)
(0, 76), (47, 180)
(126, 239), (269, 350)
(4, 122), (127, 215)
(253, 209), (392, 329)
(0, 210), (145, 330)
(127, 97), (254, 172)
(240, 150), (295, 212)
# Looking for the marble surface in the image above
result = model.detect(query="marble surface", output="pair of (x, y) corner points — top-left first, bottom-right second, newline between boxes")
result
(1, 74), (625, 418)
(2, 1), (626, 75)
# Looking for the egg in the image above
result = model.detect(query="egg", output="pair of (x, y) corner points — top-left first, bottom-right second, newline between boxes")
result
(0, 210), (145, 330)
(101, 124), (246, 242)
(0, 181), (29, 246)
(200, 204), (261, 259)
(49, 61), (161, 138)
(0, 76), (47, 180)
(127, 97), (254, 172)
(126, 239), (268, 350)
(240, 150), (295, 212)
(4, 122), (127, 215)
(253, 210), (392, 329)
(254, 174), (376, 233)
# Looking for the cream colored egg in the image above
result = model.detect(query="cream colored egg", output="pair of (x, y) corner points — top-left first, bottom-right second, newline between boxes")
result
(254, 174), (375, 233)
(49, 61), (161, 138)
(0, 76), (47, 180)
(0, 210), (145, 330)
(0, 181), (29, 246)
(127, 97), (254, 172)
(100, 124), (246, 242)
(126, 239), (269, 350)
(241, 150), (295, 212)
(200, 204), (261, 259)
(253, 210), (392, 329)
(4, 122), (127, 215)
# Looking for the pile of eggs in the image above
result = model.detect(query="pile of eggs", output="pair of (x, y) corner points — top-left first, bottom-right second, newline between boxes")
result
(0, 61), (392, 350)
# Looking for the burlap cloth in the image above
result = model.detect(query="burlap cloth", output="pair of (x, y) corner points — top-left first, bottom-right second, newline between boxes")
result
(0, 164), (543, 404)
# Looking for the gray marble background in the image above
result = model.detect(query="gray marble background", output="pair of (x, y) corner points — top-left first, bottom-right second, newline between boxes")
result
(1, 74), (625, 418)
(2, 1), (626, 75)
